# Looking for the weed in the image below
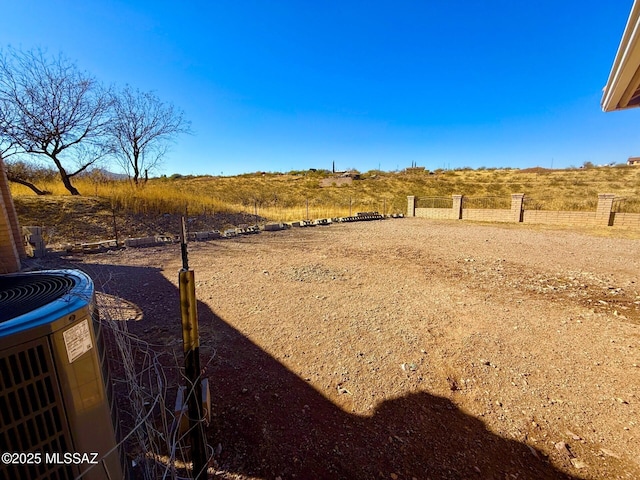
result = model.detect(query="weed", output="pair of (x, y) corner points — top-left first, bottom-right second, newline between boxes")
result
(10, 166), (640, 219)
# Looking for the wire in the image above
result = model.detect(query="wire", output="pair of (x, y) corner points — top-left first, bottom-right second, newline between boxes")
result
(85, 266), (216, 480)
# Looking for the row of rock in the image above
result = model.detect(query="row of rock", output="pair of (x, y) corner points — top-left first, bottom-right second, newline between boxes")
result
(294, 212), (404, 227)
(61, 212), (402, 252)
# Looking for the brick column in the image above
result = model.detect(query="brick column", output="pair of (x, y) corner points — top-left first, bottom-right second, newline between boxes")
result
(407, 196), (416, 217)
(452, 195), (463, 219)
(511, 193), (525, 223)
(0, 156), (22, 273)
(596, 193), (615, 226)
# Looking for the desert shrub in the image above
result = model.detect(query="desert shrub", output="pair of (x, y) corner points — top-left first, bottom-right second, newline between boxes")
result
(10, 165), (640, 219)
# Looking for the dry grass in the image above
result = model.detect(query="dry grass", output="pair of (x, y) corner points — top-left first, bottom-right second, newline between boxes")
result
(10, 165), (640, 224)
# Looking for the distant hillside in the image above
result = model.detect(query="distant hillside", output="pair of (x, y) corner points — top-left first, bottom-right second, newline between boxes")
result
(11, 165), (640, 244)
(86, 168), (129, 180)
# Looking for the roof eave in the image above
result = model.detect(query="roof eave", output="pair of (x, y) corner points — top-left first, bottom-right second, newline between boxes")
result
(602, 1), (640, 112)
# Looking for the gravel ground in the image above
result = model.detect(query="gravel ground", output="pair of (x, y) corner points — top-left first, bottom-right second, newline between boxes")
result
(32, 218), (640, 479)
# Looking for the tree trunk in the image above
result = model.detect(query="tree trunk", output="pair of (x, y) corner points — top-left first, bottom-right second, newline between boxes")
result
(132, 152), (140, 185)
(6, 176), (50, 195)
(50, 155), (81, 195)
(60, 171), (81, 195)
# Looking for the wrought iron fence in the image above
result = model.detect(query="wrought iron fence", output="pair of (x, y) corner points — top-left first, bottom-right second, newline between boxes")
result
(613, 196), (640, 213)
(415, 197), (453, 209)
(462, 196), (511, 209)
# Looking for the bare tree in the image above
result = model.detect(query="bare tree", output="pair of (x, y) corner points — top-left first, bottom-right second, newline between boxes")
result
(110, 85), (189, 185)
(0, 48), (113, 195)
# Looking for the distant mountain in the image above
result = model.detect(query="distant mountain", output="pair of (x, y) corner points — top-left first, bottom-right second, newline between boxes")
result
(86, 168), (129, 180)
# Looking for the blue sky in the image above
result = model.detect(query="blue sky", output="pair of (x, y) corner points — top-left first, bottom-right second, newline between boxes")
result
(2, 1), (638, 176)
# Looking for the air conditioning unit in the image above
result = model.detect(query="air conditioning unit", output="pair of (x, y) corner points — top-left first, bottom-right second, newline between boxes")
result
(0, 270), (123, 480)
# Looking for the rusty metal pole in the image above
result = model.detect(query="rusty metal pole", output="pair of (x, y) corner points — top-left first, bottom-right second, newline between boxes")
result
(179, 217), (207, 479)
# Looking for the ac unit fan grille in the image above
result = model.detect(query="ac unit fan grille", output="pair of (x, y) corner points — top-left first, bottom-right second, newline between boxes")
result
(0, 275), (75, 320)
(0, 339), (74, 480)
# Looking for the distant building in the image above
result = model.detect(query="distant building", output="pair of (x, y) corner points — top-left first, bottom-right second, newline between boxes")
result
(628, 157), (640, 166)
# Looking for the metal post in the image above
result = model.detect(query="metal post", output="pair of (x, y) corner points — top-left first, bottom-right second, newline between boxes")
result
(179, 218), (207, 479)
(112, 207), (119, 247)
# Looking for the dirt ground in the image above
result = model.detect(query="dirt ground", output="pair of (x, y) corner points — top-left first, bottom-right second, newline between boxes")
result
(30, 218), (640, 479)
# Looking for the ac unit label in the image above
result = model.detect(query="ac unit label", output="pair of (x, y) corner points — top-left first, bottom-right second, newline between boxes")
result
(62, 319), (93, 363)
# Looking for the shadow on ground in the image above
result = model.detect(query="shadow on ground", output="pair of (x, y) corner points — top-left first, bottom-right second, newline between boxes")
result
(62, 258), (579, 480)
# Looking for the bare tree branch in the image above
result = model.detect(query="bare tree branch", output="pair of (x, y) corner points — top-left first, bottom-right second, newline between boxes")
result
(110, 85), (190, 185)
(4, 159), (54, 195)
(0, 47), (113, 195)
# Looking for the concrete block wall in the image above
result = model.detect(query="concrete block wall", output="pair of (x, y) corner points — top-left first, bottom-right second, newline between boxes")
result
(511, 194), (525, 222)
(596, 194), (615, 226)
(409, 192), (635, 228)
(452, 195), (463, 220)
(522, 210), (597, 226)
(414, 207), (453, 219)
(411, 193), (523, 223)
(611, 212), (640, 227)
(407, 196), (415, 217)
(462, 208), (512, 222)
